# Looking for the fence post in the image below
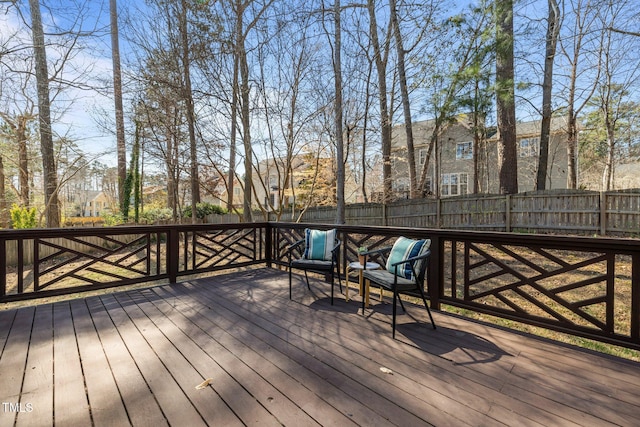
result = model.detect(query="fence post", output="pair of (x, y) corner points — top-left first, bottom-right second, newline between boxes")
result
(436, 198), (441, 228)
(505, 194), (511, 232)
(382, 203), (387, 226)
(600, 191), (607, 235)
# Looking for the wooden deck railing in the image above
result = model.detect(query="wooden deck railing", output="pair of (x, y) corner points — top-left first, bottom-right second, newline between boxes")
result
(269, 223), (640, 351)
(0, 223), (269, 302)
(2, 222), (639, 351)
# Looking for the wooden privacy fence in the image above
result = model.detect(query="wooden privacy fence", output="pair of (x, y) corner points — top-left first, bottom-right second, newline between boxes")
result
(270, 189), (640, 237)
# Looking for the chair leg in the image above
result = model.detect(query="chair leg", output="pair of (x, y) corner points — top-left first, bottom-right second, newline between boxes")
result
(417, 286), (437, 330)
(289, 266), (292, 300)
(398, 295), (407, 312)
(392, 289), (398, 339)
(330, 270), (334, 305)
(303, 271), (311, 290)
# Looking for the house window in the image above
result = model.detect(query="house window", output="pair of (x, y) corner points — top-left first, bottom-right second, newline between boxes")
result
(234, 187), (241, 196)
(265, 193), (276, 206)
(393, 178), (409, 193)
(423, 177), (433, 195)
(268, 175), (278, 190)
(419, 149), (427, 166)
(441, 173), (468, 197)
(519, 137), (539, 157)
(456, 142), (473, 160)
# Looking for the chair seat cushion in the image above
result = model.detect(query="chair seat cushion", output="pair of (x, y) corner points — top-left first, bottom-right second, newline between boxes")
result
(362, 269), (417, 291)
(386, 237), (430, 280)
(291, 258), (333, 271)
(303, 229), (336, 261)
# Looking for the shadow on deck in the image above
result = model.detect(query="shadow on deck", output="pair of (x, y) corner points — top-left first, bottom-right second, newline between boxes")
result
(1, 268), (639, 426)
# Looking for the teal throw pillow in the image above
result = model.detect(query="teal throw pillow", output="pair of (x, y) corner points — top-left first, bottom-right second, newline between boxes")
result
(303, 228), (336, 261)
(386, 237), (431, 280)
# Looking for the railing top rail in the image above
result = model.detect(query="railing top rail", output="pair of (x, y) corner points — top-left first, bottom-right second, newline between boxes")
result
(0, 222), (270, 239)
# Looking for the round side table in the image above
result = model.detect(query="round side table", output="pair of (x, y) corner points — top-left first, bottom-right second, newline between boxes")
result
(346, 261), (380, 306)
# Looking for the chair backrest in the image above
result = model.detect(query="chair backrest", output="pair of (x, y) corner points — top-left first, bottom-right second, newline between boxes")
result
(412, 249), (431, 288)
(303, 228), (338, 261)
(385, 237), (431, 282)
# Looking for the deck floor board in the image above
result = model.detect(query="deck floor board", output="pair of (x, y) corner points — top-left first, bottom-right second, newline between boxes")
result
(1, 268), (639, 426)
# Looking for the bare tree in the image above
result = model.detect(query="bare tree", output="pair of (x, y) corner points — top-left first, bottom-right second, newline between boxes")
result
(110, 0), (127, 214)
(558, 0), (602, 189)
(595, 1), (639, 190)
(177, 0), (200, 223)
(332, 0), (346, 223)
(536, 0), (561, 190)
(367, 0), (393, 203)
(28, 0), (60, 227)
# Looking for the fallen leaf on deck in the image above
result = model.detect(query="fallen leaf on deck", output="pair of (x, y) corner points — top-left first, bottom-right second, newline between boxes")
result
(380, 367), (393, 375)
(195, 378), (213, 389)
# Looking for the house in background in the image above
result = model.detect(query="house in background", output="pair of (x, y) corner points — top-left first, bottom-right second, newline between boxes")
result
(252, 154), (359, 211)
(209, 176), (244, 210)
(390, 115), (569, 198)
(82, 191), (111, 217)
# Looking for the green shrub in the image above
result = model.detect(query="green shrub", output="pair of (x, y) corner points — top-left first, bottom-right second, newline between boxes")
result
(103, 212), (125, 226)
(182, 202), (227, 219)
(10, 204), (37, 229)
(140, 208), (174, 223)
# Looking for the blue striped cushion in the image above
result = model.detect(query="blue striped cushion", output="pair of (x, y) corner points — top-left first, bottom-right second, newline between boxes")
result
(303, 229), (336, 261)
(386, 237), (430, 280)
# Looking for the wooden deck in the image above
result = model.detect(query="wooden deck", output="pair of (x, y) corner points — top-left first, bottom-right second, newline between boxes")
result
(1, 268), (639, 426)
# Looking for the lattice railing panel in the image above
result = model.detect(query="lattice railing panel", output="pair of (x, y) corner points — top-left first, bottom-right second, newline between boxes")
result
(34, 233), (162, 291)
(180, 228), (258, 272)
(459, 241), (615, 333)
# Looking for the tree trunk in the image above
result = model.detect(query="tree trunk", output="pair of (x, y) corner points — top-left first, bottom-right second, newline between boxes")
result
(602, 126), (615, 191)
(29, 0), (60, 227)
(536, 0), (560, 191)
(495, 0), (518, 194)
(367, 0), (392, 203)
(227, 56), (239, 211)
(566, 108), (578, 189)
(472, 97), (480, 194)
(0, 155), (8, 228)
(237, 7), (253, 222)
(110, 0), (127, 214)
(389, 0), (417, 198)
(15, 116), (30, 206)
(361, 62), (372, 203)
(179, 0), (200, 224)
(334, 0), (345, 224)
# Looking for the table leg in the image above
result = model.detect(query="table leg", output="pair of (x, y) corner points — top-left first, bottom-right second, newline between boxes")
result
(364, 278), (370, 308)
(345, 265), (351, 302)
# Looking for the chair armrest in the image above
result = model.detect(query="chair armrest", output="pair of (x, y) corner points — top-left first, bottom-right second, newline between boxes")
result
(358, 246), (391, 268)
(287, 239), (305, 263)
(359, 246), (392, 257)
(287, 239), (305, 253)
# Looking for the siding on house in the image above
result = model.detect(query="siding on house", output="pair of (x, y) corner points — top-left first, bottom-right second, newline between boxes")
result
(390, 115), (570, 198)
